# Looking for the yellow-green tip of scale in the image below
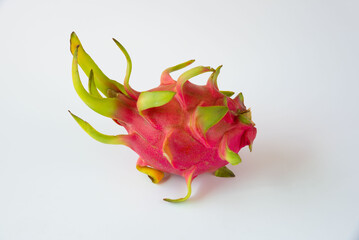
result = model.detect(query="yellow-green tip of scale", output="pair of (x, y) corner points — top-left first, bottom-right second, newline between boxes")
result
(163, 169), (195, 203)
(68, 111), (128, 145)
(137, 91), (176, 115)
(178, 66), (215, 88)
(70, 32), (127, 97)
(72, 47), (120, 118)
(224, 145), (242, 165)
(214, 166), (235, 177)
(195, 106), (228, 135)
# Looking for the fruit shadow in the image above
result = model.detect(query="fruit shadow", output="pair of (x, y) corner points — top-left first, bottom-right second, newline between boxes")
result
(190, 141), (313, 202)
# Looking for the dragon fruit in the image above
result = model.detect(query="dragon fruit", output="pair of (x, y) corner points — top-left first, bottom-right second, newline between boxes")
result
(69, 32), (257, 202)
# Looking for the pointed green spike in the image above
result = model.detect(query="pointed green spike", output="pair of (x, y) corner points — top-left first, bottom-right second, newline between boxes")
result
(161, 60), (196, 84)
(209, 65), (222, 89)
(238, 110), (253, 125)
(163, 167), (196, 203)
(238, 92), (244, 104)
(137, 91), (176, 115)
(178, 66), (215, 88)
(72, 47), (119, 118)
(225, 147), (242, 165)
(249, 144), (253, 152)
(167, 59), (195, 72)
(70, 32), (126, 97)
(220, 142), (242, 165)
(88, 70), (102, 98)
(195, 106), (228, 135)
(214, 166), (235, 177)
(113, 38), (139, 99)
(220, 91), (235, 97)
(69, 111), (128, 145)
(234, 92), (245, 105)
(219, 135), (242, 165)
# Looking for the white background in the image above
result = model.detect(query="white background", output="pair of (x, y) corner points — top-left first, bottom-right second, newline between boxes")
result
(1, 0), (358, 239)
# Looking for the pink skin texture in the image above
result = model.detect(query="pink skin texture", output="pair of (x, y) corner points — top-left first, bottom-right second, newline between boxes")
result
(69, 32), (257, 202)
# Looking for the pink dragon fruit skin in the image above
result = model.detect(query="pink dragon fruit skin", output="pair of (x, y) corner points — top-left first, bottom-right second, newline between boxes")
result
(69, 32), (257, 202)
